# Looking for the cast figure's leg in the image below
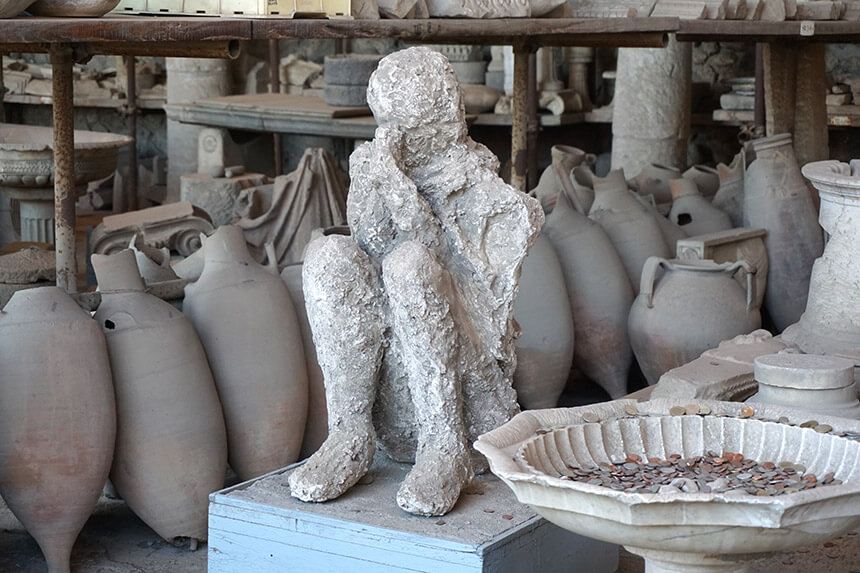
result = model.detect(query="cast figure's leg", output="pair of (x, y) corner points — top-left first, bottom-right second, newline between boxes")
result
(289, 235), (385, 502)
(382, 241), (473, 516)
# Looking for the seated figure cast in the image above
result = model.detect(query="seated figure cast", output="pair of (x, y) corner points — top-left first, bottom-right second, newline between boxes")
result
(288, 46), (543, 516)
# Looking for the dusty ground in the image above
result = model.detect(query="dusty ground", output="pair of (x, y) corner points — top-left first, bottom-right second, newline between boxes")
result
(0, 497), (206, 573)
(2, 491), (859, 573)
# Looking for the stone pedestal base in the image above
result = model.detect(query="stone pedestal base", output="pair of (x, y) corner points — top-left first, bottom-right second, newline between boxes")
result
(208, 455), (619, 573)
(628, 547), (754, 573)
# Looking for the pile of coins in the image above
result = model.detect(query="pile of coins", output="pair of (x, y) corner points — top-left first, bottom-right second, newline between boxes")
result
(558, 451), (843, 496)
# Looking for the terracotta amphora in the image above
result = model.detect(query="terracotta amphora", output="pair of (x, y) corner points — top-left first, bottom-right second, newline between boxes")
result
(711, 153), (744, 227)
(743, 133), (823, 331)
(635, 192), (687, 253)
(512, 233), (575, 409)
(628, 257), (761, 385)
(782, 160), (860, 367)
(532, 145), (596, 214)
(183, 225), (309, 481)
(281, 262), (328, 460)
(668, 178), (733, 237)
(545, 187), (634, 399)
(682, 164), (721, 200)
(588, 168), (671, 294)
(0, 286), (116, 573)
(92, 249), (227, 543)
(631, 163), (681, 214)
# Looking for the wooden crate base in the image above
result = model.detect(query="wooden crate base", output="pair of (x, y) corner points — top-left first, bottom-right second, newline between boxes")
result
(209, 455), (619, 573)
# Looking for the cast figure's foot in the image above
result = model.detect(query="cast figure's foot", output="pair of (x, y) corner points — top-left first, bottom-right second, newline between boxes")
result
(396, 447), (473, 516)
(289, 429), (375, 502)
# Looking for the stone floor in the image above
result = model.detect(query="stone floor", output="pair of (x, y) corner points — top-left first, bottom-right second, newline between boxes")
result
(0, 498), (206, 573)
(1, 494), (858, 572)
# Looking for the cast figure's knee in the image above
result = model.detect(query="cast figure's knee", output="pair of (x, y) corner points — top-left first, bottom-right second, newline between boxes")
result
(381, 241), (445, 296)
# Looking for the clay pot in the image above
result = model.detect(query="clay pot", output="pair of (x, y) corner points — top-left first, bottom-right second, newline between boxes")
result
(635, 192), (687, 252)
(280, 262), (328, 460)
(683, 164), (721, 200)
(711, 153), (745, 227)
(461, 84), (501, 114)
(631, 163), (681, 214)
(668, 178), (733, 237)
(782, 160), (860, 366)
(0, 286), (116, 573)
(0, 0), (35, 17)
(27, 0), (121, 16)
(532, 145), (596, 213)
(92, 250), (227, 543)
(743, 133), (823, 331)
(545, 188), (634, 399)
(588, 168), (671, 294)
(628, 257), (761, 385)
(183, 225), (308, 481)
(128, 235), (178, 284)
(570, 164), (596, 215)
(512, 233), (575, 409)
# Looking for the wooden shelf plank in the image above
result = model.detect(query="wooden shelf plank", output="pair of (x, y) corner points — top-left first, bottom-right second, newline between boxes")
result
(3, 92), (165, 110)
(0, 16), (672, 48)
(677, 19), (860, 42)
(0, 15), (253, 44)
(252, 17), (676, 47)
(713, 105), (860, 127)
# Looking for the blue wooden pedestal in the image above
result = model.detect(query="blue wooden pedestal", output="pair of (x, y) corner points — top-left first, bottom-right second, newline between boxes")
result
(208, 456), (618, 573)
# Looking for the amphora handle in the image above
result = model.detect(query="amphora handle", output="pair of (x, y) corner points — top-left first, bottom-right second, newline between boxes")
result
(725, 259), (757, 311)
(639, 256), (673, 309)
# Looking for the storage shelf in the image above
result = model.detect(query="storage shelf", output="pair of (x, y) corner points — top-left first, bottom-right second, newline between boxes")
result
(713, 105), (860, 127)
(3, 93), (165, 110)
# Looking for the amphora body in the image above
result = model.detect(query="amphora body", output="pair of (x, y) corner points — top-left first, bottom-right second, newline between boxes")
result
(545, 188), (634, 399)
(589, 168), (671, 294)
(93, 249), (227, 542)
(184, 225), (308, 480)
(0, 286), (116, 573)
(628, 257), (761, 385)
(512, 233), (575, 408)
(743, 133), (823, 330)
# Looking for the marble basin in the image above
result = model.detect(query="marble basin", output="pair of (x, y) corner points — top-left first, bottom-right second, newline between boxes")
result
(0, 124), (131, 243)
(474, 398), (860, 573)
(0, 124), (132, 189)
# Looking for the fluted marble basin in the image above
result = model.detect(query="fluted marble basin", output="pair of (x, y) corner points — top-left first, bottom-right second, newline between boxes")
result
(474, 399), (860, 573)
(0, 124), (131, 243)
(0, 124), (132, 189)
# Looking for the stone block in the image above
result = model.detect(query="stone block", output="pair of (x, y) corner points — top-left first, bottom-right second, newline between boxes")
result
(720, 92), (755, 110)
(651, 330), (794, 400)
(826, 93), (853, 106)
(676, 227), (768, 310)
(209, 456), (619, 573)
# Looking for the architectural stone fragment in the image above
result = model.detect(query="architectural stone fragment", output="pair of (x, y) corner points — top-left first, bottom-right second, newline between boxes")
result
(611, 37), (691, 176)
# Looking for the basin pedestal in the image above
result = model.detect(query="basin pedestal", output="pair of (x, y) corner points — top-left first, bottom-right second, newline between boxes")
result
(1, 186), (84, 244)
(627, 547), (750, 573)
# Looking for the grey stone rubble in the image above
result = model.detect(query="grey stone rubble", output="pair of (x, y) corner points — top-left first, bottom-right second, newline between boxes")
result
(287, 46), (542, 517)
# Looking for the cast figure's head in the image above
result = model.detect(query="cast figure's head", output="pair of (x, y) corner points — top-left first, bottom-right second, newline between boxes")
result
(367, 47), (465, 132)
